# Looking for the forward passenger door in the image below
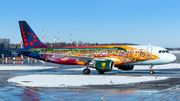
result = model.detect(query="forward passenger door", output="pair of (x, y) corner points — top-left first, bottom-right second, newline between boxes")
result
(146, 47), (152, 58)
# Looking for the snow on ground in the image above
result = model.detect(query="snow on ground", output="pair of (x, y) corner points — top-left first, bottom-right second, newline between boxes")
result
(64, 63), (180, 71)
(0, 65), (56, 70)
(8, 75), (168, 87)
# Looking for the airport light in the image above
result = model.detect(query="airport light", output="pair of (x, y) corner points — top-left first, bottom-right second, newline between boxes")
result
(70, 33), (72, 46)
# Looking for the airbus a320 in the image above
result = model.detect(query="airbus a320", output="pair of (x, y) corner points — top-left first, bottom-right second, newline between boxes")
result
(15, 21), (176, 74)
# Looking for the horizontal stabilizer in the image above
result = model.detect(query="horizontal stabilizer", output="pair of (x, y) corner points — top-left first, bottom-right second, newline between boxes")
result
(7, 49), (32, 53)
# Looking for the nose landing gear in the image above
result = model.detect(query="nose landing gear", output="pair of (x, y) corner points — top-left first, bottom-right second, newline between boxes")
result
(149, 64), (154, 74)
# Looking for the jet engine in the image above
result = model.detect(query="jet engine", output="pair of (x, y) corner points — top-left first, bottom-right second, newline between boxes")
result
(116, 65), (134, 70)
(89, 60), (114, 73)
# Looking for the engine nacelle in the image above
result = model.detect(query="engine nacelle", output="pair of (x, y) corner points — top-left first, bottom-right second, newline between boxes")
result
(89, 60), (114, 72)
(116, 65), (134, 70)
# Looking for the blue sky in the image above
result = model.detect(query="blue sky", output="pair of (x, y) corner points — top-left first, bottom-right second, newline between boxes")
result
(0, 0), (180, 47)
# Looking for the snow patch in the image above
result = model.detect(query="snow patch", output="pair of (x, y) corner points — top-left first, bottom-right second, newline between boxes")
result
(8, 75), (168, 87)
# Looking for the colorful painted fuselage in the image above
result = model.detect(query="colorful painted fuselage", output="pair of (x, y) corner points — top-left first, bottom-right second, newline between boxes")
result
(27, 45), (176, 66)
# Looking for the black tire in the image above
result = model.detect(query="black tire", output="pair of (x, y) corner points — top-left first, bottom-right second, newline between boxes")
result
(83, 69), (90, 74)
(98, 71), (104, 74)
(150, 70), (154, 74)
(87, 69), (91, 74)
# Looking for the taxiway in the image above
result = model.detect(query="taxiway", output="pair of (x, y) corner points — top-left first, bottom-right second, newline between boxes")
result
(0, 54), (180, 100)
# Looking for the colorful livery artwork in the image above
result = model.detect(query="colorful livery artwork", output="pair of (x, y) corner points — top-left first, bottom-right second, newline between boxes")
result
(29, 46), (159, 66)
(15, 21), (176, 74)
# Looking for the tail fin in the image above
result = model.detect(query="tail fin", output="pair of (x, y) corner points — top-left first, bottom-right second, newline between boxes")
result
(19, 21), (47, 49)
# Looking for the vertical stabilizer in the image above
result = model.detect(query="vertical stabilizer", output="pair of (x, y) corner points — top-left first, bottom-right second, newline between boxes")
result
(19, 21), (47, 49)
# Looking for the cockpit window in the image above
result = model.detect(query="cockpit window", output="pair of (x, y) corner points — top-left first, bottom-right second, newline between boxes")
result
(159, 50), (169, 53)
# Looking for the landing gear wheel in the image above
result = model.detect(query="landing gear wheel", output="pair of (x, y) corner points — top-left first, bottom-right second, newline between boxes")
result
(150, 70), (154, 74)
(87, 69), (91, 74)
(83, 69), (91, 74)
(98, 71), (104, 74)
(149, 64), (154, 74)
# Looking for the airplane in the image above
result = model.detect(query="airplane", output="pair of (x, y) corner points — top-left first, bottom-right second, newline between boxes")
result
(15, 21), (177, 74)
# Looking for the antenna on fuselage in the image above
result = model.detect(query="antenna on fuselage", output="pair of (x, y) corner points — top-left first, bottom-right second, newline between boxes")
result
(149, 43), (151, 46)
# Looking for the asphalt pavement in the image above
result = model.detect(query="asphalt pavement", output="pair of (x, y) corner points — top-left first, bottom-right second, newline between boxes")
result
(0, 54), (180, 101)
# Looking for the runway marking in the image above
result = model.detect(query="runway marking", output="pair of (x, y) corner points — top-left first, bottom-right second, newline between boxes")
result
(22, 87), (64, 101)
(100, 89), (130, 101)
(100, 93), (113, 101)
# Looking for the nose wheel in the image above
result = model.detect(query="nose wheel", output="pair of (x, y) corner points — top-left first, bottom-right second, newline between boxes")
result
(149, 64), (154, 74)
(149, 70), (154, 74)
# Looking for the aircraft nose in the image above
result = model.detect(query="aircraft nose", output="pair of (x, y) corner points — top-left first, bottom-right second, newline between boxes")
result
(168, 54), (177, 63)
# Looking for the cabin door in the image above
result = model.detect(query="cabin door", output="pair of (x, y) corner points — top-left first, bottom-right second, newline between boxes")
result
(146, 47), (152, 58)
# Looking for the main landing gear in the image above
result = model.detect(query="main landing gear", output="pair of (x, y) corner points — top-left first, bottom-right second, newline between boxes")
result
(83, 64), (91, 74)
(149, 64), (154, 74)
(83, 68), (91, 74)
(83, 68), (104, 74)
